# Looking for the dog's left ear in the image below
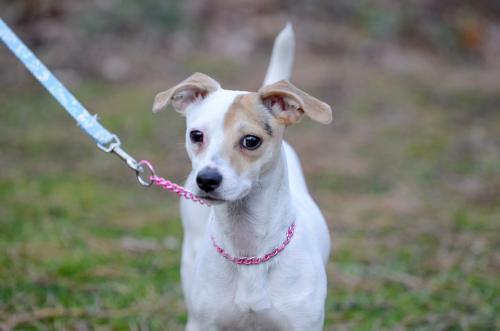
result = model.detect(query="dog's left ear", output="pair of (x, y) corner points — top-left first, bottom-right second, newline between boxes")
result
(152, 72), (220, 114)
(259, 80), (332, 125)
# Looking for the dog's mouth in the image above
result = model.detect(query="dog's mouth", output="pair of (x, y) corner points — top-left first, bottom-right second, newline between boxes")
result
(198, 195), (226, 204)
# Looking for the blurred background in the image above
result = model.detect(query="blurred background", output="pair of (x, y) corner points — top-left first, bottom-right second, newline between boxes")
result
(1, 0), (499, 330)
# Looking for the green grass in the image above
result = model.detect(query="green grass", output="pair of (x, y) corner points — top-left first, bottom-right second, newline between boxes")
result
(0, 71), (499, 330)
(310, 75), (500, 330)
(0, 84), (187, 329)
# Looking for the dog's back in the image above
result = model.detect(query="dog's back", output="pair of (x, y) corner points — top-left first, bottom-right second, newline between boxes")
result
(283, 141), (331, 264)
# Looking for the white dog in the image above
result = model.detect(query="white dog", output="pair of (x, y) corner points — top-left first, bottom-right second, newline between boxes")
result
(153, 24), (332, 331)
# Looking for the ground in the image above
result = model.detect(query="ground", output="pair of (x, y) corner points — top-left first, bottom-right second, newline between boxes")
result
(1, 20), (499, 331)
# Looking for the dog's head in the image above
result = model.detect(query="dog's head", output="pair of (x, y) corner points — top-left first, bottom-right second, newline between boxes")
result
(153, 72), (332, 203)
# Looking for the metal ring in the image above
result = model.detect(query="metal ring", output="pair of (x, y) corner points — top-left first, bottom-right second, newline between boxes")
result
(136, 160), (156, 187)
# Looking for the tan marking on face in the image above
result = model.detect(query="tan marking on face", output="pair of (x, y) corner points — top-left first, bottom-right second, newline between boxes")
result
(223, 93), (280, 174)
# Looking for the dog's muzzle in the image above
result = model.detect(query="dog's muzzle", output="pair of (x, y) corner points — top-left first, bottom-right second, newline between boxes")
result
(196, 167), (223, 193)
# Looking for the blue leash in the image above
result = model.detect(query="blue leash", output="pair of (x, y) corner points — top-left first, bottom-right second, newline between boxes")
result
(0, 18), (152, 186)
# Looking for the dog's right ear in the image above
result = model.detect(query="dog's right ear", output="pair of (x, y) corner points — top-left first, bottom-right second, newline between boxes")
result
(152, 72), (220, 114)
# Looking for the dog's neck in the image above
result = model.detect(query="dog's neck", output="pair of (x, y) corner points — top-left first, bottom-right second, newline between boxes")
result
(210, 145), (293, 258)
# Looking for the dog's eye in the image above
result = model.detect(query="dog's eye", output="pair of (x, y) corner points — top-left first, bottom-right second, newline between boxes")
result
(190, 130), (204, 143)
(240, 135), (262, 150)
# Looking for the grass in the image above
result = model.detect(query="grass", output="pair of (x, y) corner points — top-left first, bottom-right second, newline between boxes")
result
(312, 75), (500, 330)
(0, 84), (188, 330)
(0, 64), (499, 330)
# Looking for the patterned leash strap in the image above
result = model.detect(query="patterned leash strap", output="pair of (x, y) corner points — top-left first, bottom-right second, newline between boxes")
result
(0, 18), (209, 206)
(0, 18), (116, 149)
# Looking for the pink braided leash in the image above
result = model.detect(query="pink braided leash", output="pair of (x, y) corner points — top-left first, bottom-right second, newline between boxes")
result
(138, 160), (210, 206)
(138, 160), (296, 265)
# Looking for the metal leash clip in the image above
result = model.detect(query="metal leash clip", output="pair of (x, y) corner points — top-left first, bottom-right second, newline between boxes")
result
(97, 137), (154, 187)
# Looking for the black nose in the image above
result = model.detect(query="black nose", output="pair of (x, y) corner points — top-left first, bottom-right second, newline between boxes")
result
(196, 168), (223, 192)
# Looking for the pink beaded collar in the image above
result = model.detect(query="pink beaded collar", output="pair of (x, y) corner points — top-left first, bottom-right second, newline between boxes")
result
(210, 221), (296, 265)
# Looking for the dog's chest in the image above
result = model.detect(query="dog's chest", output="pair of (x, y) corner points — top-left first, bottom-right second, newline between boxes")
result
(192, 264), (290, 330)
(234, 267), (271, 311)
